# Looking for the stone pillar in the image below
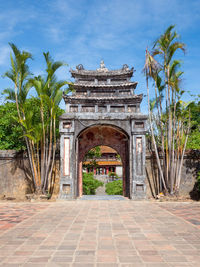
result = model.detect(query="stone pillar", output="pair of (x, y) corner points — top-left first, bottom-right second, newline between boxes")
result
(59, 119), (75, 199)
(131, 119), (147, 199)
(131, 134), (146, 199)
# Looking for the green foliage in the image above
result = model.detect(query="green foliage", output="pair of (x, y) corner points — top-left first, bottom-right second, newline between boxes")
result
(0, 102), (25, 150)
(187, 130), (200, 149)
(116, 154), (121, 161)
(83, 146), (102, 168)
(186, 100), (200, 149)
(105, 180), (123, 195)
(84, 146), (101, 160)
(1, 43), (71, 194)
(0, 99), (64, 150)
(82, 172), (103, 195)
(108, 172), (119, 180)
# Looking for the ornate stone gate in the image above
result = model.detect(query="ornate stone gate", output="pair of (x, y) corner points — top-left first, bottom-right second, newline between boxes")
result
(59, 62), (147, 199)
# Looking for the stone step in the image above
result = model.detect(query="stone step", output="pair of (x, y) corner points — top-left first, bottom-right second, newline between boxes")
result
(78, 195), (128, 200)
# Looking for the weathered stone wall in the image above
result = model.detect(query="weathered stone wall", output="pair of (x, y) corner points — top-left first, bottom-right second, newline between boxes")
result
(0, 151), (32, 199)
(0, 150), (199, 199)
(145, 151), (200, 199)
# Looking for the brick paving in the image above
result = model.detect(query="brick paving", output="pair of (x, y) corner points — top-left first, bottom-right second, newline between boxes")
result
(0, 203), (47, 233)
(159, 202), (200, 229)
(0, 201), (200, 266)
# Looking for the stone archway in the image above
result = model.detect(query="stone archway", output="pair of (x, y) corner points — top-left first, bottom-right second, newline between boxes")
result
(76, 124), (130, 197)
(59, 62), (148, 200)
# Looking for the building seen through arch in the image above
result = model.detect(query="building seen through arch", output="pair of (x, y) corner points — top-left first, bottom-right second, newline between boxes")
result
(59, 61), (147, 199)
(83, 145), (122, 178)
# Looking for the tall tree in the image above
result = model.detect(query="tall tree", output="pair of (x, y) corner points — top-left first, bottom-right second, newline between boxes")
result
(3, 43), (37, 187)
(144, 25), (190, 196)
(3, 44), (70, 195)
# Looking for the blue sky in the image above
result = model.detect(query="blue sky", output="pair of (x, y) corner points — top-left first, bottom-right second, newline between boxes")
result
(0, 0), (199, 112)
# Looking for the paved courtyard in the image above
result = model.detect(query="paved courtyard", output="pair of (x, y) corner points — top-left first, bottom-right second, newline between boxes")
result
(0, 201), (200, 266)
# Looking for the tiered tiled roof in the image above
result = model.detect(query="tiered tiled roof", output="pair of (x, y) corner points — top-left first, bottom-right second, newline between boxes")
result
(70, 62), (134, 78)
(63, 94), (143, 104)
(64, 61), (143, 110)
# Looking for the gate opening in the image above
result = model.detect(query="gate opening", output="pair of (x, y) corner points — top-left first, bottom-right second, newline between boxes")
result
(82, 145), (123, 196)
(76, 124), (130, 198)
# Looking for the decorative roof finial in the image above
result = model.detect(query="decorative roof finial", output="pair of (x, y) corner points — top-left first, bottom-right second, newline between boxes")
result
(100, 60), (105, 69)
(97, 60), (108, 72)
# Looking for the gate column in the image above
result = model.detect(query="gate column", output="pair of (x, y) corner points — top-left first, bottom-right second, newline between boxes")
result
(131, 119), (147, 199)
(59, 119), (76, 199)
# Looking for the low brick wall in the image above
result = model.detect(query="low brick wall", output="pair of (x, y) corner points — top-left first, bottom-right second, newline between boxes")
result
(0, 150), (199, 199)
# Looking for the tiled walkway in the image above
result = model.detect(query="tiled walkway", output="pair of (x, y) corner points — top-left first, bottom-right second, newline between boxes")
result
(0, 204), (47, 233)
(0, 201), (200, 266)
(159, 202), (200, 228)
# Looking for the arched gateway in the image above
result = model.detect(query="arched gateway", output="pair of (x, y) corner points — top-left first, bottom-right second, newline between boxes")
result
(59, 62), (147, 199)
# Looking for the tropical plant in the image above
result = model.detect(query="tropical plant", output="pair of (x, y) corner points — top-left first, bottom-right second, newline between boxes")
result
(83, 146), (101, 169)
(186, 99), (200, 149)
(108, 172), (119, 180)
(0, 102), (25, 150)
(28, 52), (70, 194)
(82, 172), (103, 195)
(3, 44), (70, 194)
(105, 180), (123, 195)
(3, 43), (37, 187)
(144, 25), (190, 196)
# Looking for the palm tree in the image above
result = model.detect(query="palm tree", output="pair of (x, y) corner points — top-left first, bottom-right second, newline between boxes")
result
(3, 43), (38, 189)
(152, 25), (186, 191)
(144, 25), (189, 196)
(29, 52), (70, 194)
(3, 44), (71, 195)
(143, 48), (167, 193)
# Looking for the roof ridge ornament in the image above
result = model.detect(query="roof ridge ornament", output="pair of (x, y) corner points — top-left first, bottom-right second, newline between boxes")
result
(76, 64), (84, 71)
(122, 64), (129, 71)
(97, 60), (108, 72)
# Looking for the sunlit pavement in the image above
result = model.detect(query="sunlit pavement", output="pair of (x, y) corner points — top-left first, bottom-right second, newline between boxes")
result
(0, 201), (200, 266)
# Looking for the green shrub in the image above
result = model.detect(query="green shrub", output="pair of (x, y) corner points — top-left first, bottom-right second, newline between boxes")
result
(105, 180), (123, 195)
(82, 172), (103, 195)
(108, 172), (119, 180)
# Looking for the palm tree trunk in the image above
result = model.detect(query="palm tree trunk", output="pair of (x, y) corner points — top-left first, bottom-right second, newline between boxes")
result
(146, 77), (167, 192)
(30, 140), (39, 192)
(170, 90), (176, 194)
(167, 66), (172, 192)
(40, 101), (46, 186)
(48, 115), (57, 194)
(24, 136), (36, 188)
(43, 108), (53, 193)
(164, 59), (169, 188)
